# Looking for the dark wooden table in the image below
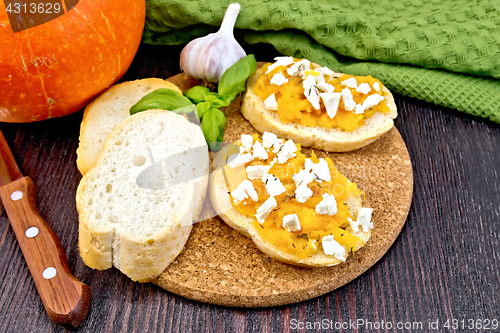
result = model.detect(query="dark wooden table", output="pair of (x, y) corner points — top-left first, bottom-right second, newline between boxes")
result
(0, 44), (498, 333)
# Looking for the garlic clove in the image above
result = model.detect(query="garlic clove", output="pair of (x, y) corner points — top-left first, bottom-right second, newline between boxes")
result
(180, 3), (246, 83)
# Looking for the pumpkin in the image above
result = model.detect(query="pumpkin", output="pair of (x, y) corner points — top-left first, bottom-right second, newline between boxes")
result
(0, 0), (145, 122)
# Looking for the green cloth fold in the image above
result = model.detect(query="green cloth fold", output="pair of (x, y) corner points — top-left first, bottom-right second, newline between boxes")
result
(144, 0), (500, 124)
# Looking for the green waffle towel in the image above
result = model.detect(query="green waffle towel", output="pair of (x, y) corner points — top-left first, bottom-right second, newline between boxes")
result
(143, 0), (500, 124)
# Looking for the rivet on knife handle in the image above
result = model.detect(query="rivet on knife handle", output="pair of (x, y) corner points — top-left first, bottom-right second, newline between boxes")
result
(0, 177), (91, 328)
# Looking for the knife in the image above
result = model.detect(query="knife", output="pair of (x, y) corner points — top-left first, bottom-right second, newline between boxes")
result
(0, 130), (90, 328)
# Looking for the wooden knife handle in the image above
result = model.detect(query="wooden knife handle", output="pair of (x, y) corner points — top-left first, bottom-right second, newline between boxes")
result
(0, 176), (91, 328)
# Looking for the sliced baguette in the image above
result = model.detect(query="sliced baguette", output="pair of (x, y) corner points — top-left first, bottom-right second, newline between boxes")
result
(209, 143), (371, 267)
(76, 78), (183, 175)
(241, 65), (397, 152)
(77, 110), (209, 282)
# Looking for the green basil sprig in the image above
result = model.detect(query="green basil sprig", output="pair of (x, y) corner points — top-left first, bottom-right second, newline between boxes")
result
(130, 55), (257, 150)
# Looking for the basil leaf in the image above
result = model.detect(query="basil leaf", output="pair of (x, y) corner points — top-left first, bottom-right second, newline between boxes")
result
(201, 108), (224, 150)
(130, 88), (193, 115)
(195, 102), (211, 122)
(185, 86), (211, 104)
(218, 54), (257, 100)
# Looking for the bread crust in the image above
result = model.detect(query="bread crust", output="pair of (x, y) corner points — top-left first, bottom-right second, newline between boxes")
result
(209, 144), (372, 267)
(240, 66), (397, 152)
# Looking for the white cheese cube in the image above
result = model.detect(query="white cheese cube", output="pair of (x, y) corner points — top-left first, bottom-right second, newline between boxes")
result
(264, 93), (278, 111)
(228, 153), (254, 168)
(341, 77), (358, 88)
(303, 75), (320, 110)
(355, 93), (384, 114)
(373, 82), (381, 92)
(341, 88), (356, 111)
(314, 72), (325, 84)
(240, 134), (254, 153)
(231, 180), (258, 204)
(276, 139), (297, 164)
(286, 59), (311, 76)
(304, 158), (314, 172)
(270, 72), (288, 86)
(315, 193), (337, 216)
(321, 235), (346, 261)
(312, 158), (331, 182)
(262, 174), (286, 196)
(316, 66), (336, 77)
(295, 184), (313, 203)
(256, 196), (277, 224)
(282, 213), (301, 232)
(262, 131), (282, 149)
(292, 169), (315, 187)
(356, 82), (371, 94)
(266, 56), (294, 74)
(246, 165), (271, 180)
(320, 92), (341, 119)
(252, 141), (268, 160)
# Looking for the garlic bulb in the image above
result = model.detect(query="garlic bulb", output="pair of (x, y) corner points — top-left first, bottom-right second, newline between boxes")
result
(180, 3), (246, 83)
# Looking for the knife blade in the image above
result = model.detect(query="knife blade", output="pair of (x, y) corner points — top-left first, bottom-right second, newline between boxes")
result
(0, 130), (90, 328)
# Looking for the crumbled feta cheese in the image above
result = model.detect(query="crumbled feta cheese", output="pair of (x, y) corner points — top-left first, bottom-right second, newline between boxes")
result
(315, 193), (337, 216)
(270, 72), (288, 86)
(287, 59), (311, 76)
(311, 158), (331, 182)
(357, 207), (374, 231)
(240, 134), (254, 153)
(228, 153), (254, 168)
(355, 93), (384, 114)
(356, 82), (371, 94)
(341, 88), (356, 111)
(320, 92), (342, 119)
(321, 235), (346, 261)
(282, 213), (301, 232)
(373, 82), (381, 92)
(272, 142), (284, 154)
(264, 93), (278, 111)
(256, 196), (277, 224)
(303, 75), (320, 110)
(262, 174), (286, 196)
(276, 139), (297, 164)
(252, 141), (268, 160)
(316, 66), (336, 77)
(231, 180), (258, 204)
(293, 168), (315, 186)
(295, 184), (313, 203)
(316, 82), (335, 93)
(348, 217), (358, 232)
(341, 77), (358, 89)
(262, 131), (283, 149)
(246, 165), (271, 180)
(266, 56), (294, 74)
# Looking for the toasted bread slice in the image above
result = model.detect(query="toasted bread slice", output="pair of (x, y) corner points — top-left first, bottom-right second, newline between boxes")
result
(77, 110), (209, 281)
(208, 142), (371, 267)
(241, 65), (397, 152)
(76, 78), (183, 175)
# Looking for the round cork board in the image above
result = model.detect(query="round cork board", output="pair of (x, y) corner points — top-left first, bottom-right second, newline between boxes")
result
(153, 73), (414, 307)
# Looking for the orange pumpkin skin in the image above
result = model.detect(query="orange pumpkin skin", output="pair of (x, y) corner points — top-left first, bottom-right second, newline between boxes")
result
(0, 0), (145, 122)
